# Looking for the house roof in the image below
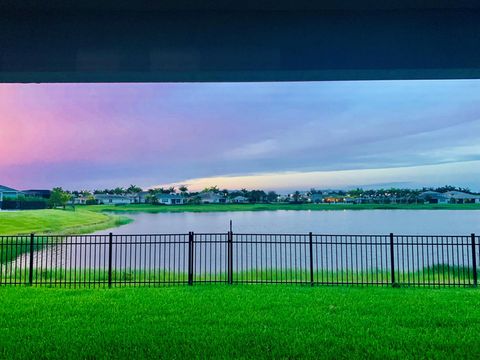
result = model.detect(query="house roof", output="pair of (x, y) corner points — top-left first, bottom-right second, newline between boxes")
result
(94, 194), (131, 199)
(444, 191), (480, 199)
(157, 193), (183, 199)
(418, 191), (448, 199)
(0, 185), (18, 192)
(23, 189), (51, 194)
(200, 192), (223, 198)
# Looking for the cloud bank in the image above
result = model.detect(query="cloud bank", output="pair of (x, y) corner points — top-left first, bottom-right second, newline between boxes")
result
(1, 80), (480, 191)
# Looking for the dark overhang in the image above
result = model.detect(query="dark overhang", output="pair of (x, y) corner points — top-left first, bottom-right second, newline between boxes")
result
(2, 1), (480, 82)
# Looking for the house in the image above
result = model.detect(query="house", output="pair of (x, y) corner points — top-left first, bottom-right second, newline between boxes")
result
(94, 194), (133, 205)
(417, 191), (449, 204)
(131, 191), (150, 203)
(199, 192), (227, 204)
(69, 196), (90, 205)
(323, 194), (345, 203)
(0, 185), (19, 204)
(231, 196), (249, 204)
(22, 189), (51, 199)
(309, 194), (324, 203)
(444, 191), (480, 204)
(156, 193), (185, 205)
(353, 197), (369, 204)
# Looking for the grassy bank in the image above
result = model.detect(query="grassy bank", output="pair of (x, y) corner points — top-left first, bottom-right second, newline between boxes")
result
(85, 202), (480, 213)
(0, 286), (479, 359)
(0, 209), (132, 263)
(0, 208), (131, 236)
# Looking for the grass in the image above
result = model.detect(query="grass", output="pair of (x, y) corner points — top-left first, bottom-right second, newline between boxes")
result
(85, 202), (480, 213)
(0, 209), (132, 263)
(0, 208), (131, 236)
(2, 266), (477, 287)
(0, 286), (479, 359)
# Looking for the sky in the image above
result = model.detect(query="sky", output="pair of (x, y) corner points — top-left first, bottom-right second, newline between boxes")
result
(1, 80), (480, 192)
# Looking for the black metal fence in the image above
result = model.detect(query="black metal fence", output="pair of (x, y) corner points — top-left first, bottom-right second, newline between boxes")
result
(1, 232), (478, 287)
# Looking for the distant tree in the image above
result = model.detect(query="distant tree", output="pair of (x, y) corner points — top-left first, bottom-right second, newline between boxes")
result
(267, 191), (278, 203)
(248, 190), (267, 203)
(127, 185), (142, 194)
(347, 188), (364, 197)
(434, 185), (473, 194)
(220, 188), (229, 197)
(187, 195), (201, 204)
(85, 194), (98, 205)
(167, 186), (176, 194)
(292, 191), (301, 203)
(202, 186), (219, 193)
(145, 194), (159, 204)
(113, 187), (125, 195)
(147, 188), (165, 195)
(178, 185), (188, 195)
(48, 187), (72, 209)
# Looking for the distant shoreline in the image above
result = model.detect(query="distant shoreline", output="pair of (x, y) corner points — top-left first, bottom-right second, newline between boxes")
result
(86, 203), (480, 214)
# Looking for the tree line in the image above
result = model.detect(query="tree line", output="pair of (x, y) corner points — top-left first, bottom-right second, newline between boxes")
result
(40, 184), (480, 209)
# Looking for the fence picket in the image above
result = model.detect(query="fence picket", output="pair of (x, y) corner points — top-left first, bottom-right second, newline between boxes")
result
(0, 232), (476, 288)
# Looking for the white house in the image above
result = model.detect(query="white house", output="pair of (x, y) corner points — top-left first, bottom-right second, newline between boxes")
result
(199, 192), (227, 204)
(444, 191), (480, 204)
(231, 196), (249, 203)
(131, 191), (149, 203)
(69, 196), (90, 205)
(156, 193), (185, 205)
(94, 194), (133, 205)
(417, 191), (449, 204)
(0, 185), (19, 204)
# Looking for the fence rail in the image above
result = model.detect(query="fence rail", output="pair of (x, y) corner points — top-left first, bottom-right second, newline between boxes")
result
(0, 232), (478, 287)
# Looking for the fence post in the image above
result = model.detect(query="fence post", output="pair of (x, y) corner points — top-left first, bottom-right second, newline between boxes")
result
(188, 232), (194, 285)
(108, 232), (113, 288)
(28, 233), (34, 286)
(227, 231), (233, 284)
(309, 232), (314, 286)
(389, 233), (395, 287)
(472, 233), (478, 287)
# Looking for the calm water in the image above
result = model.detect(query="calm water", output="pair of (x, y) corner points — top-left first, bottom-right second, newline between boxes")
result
(15, 210), (479, 273)
(94, 210), (480, 235)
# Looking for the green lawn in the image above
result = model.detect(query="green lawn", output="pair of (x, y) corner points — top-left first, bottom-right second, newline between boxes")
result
(0, 286), (479, 359)
(0, 209), (131, 236)
(3, 265), (475, 287)
(85, 202), (480, 213)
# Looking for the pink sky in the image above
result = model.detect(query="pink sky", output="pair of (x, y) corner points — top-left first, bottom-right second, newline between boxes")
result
(1, 81), (480, 191)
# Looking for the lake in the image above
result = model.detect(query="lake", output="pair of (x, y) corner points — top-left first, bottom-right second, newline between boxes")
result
(11, 210), (478, 280)
(94, 210), (480, 235)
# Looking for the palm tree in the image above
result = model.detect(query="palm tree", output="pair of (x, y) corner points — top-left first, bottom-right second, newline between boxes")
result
(113, 187), (125, 195)
(293, 191), (301, 203)
(127, 184), (142, 194)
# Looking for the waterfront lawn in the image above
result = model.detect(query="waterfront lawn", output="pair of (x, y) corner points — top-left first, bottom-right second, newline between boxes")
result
(0, 286), (478, 359)
(86, 202), (480, 213)
(0, 209), (130, 236)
